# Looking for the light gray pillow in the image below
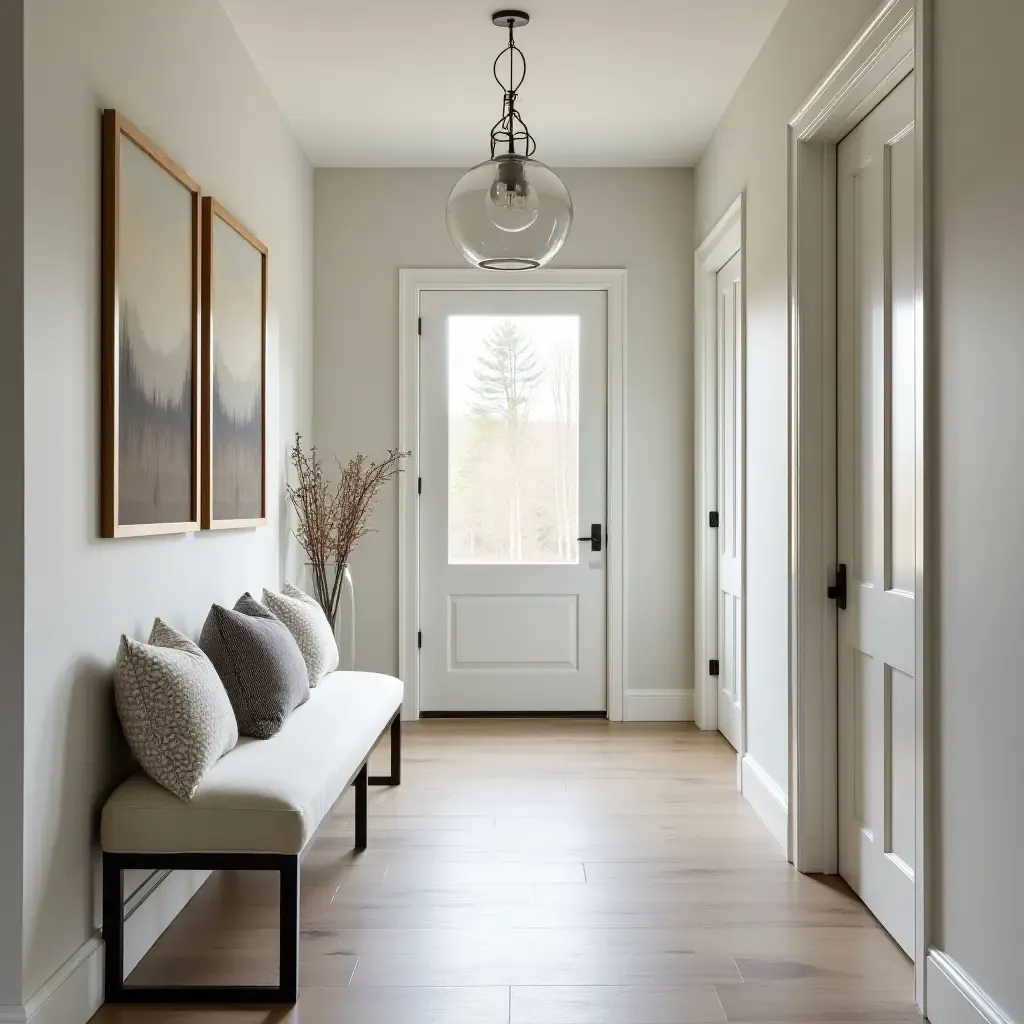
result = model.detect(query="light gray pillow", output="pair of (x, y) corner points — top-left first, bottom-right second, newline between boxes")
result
(114, 618), (238, 802)
(200, 593), (310, 739)
(262, 582), (339, 687)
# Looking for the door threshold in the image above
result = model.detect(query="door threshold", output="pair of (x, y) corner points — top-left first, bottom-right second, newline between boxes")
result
(419, 710), (608, 719)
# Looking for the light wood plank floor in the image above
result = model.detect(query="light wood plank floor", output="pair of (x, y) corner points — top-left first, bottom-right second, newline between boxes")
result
(91, 721), (920, 1023)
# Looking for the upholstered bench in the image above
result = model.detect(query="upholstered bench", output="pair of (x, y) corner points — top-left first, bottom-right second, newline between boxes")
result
(100, 671), (403, 1004)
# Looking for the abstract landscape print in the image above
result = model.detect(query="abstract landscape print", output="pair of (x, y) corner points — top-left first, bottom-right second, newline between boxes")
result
(201, 199), (267, 529)
(101, 110), (201, 537)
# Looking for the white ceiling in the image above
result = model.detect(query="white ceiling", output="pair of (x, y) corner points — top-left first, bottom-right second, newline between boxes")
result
(221, 0), (786, 168)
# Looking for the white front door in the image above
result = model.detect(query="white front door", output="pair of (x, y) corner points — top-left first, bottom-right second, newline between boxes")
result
(837, 72), (916, 958)
(418, 289), (607, 713)
(716, 250), (743, 751)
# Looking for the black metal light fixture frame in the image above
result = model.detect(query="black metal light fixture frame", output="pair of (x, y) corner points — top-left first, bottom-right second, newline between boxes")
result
(489, 10), (537, 160)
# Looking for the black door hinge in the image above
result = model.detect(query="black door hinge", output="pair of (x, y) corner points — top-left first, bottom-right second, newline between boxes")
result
(417, 316), (422, 335)
(827, 563), (848, 611)
(709, 511), (720, 528)
(417, 476), (422, 495)
(709, 659), (720, 676)
(417, 631), (422, 649)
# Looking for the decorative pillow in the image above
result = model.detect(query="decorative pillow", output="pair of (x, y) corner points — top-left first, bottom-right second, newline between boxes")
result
(262, 582), (339, 687)
(114, 619), (238, 802)
(200, 593), (310, 739)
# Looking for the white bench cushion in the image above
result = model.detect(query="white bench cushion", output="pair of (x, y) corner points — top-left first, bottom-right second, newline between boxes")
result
(101, 672), (402, 855)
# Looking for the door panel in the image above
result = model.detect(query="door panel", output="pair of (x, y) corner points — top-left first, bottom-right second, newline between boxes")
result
(837, 72), (916, 958)
(419, 290), (607, 713)
(449, 594), (579, 670)
(717, 250), (743, 751)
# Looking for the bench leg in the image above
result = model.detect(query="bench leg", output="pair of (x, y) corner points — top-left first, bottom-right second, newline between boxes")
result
(355, 762), (368, 851)
(390, 714), (402, 785)
(279, 855), (299, 1001)
(102, 854), (125, 1002)
(369, 710), (402, 787)
(101, 852), (299, 1004)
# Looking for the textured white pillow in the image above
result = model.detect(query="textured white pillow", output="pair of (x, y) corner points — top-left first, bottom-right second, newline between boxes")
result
(262, 582), (340, 687)
(114, 619), (238, 801)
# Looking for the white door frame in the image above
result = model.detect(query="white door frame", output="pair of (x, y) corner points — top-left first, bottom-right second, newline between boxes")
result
(397, 268), (628, 722)
(787, 0), (932, 1007)
(693, 195), (745, 749)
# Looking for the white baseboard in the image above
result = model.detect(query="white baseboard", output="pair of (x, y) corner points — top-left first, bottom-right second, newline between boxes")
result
(927, 950), (1016, 1024)
(741, 754), (788, 851)
(623, 688), (694, 722)
(0, 868), (209, 1024)
(123, 868), (210, 976)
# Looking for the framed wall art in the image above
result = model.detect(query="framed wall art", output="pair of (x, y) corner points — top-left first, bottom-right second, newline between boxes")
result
(101, 109), (201, 538)
(200, 198), (267, 529)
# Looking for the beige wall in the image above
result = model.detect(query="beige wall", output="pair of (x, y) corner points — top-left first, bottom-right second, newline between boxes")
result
(21, 0), (312, 1005)
(932, 1), (1024, 1018)
(314, 168), (694, 711)
(0, 1), (24, 1009)
(694, 0), (880, 796)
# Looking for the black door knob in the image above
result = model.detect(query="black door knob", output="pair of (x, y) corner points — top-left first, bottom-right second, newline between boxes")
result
(577, 524), (603, 552)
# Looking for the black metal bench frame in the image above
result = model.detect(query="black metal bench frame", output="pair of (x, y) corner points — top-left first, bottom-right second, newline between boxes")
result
(102, 707), (402, 1005)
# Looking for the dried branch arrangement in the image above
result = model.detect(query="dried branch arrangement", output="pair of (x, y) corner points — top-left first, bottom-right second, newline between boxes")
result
(287, 434), (409, 627)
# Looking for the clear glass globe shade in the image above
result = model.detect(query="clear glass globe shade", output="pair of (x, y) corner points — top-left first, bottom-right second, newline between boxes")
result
(447, 155), (573, 271)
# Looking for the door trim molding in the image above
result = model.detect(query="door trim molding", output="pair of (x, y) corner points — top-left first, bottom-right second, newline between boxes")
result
(397, 268), (628, 721)
(693, 195), (745, 741)
(787, 0), (931, 1008)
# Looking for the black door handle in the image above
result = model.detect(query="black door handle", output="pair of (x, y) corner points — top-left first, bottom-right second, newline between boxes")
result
(578, 524), (602, 552)
(827, 563), (848, 610)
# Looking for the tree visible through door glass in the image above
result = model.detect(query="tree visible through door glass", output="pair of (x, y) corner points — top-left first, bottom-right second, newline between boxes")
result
(448, 315), (580, 564)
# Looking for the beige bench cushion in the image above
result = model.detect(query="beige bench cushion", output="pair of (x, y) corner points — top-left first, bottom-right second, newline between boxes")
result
(101, 671), (402, 855)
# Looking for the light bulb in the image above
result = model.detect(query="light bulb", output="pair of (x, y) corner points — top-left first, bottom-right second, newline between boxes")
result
(484, 156), (540, 232)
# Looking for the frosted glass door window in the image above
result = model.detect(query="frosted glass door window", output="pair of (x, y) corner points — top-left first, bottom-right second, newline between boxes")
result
(447, 315), (579, 564)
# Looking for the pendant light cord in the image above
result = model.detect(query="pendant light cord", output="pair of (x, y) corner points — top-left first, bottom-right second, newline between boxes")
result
(508, 22), (516, 153)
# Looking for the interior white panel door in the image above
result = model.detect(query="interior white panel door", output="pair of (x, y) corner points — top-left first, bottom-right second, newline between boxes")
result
(419, 289), (607, 713)
(837, 72), (916, 958)
(716, 250), (743, 751)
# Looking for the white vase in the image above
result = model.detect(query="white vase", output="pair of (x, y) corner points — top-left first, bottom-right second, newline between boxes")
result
(335, 564), (355, 671)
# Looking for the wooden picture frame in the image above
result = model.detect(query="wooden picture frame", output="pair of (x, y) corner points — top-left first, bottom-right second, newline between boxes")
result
(101, 109), (201, 538)
(200, 198), (268, 530)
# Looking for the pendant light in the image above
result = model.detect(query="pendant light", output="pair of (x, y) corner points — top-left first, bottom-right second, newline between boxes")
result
(446, 10), (573, 271)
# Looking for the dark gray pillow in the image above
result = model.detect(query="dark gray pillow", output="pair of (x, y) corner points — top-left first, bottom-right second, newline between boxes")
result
(200, 593), (310, 739)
